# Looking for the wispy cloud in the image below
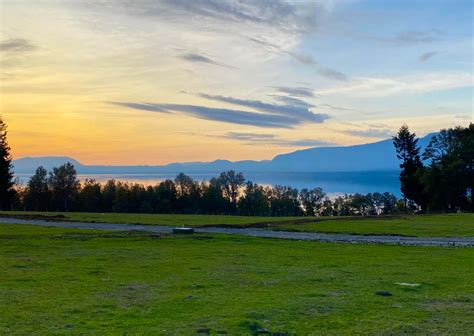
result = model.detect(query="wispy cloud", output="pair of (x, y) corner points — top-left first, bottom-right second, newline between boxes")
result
(198, 93), (328, 123)
(217, 131), (336, 147)
(317, 103), (356, 112)
(393, 30), (441, 45)
(272, 86), (315, 98)
(419, 51), (438, 62)
(271, 95), (313, 107)
(282, 139), (336, 147)
(318, 72), (473, 97)
(224, 132), (276, 141)
(454, 114), (471, 120)
(112, 101), (330, 128)
(106, 0), (322, 35)
(250, 37), (348, 81)
(111, 102), (170, 113)
(180, 52), (234, 68)
(343, 128), (393, 139)
(0, 38), (37, 53)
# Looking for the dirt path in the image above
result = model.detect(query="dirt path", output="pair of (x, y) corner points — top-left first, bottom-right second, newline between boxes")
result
(1, 217), (473, 247)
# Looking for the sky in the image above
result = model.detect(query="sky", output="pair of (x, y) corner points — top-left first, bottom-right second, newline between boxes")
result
(0, 0), (472, 165)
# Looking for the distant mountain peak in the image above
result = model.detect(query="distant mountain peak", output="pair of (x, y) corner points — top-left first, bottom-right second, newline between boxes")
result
(13, 156), (83, 173)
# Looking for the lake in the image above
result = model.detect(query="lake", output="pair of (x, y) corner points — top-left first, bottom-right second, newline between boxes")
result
(16, 170), (401, 197)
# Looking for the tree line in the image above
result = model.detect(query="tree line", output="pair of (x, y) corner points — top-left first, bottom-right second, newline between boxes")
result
(14, 164), (400, 216)
(393, 123), (473, 212)
(1, 116), (472, 215)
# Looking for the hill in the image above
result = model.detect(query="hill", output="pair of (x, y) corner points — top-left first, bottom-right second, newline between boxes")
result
(13, 133), (435, 174)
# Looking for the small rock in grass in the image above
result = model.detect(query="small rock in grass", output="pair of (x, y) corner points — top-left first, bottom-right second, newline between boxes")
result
(184, 295), (193, 299)
(196, 327), (211, 334)
(376, 291), (393, 297)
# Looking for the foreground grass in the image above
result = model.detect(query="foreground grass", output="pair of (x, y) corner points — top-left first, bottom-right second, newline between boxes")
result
(1, 224), (473, 334)
(2, 211), (474, 237)
(278, 213), (474, 237)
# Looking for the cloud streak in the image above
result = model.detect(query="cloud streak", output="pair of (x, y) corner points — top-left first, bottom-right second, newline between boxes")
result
(180, 52), (234, 68)
(112, 101), (330, 128)
(419, 51), (438, 62)
(250, 37), (348, 81)
(318, 72), (473, 97)
(217, 131), (336, 147)
(198, 93), (328, 123)
(109, 0), (322, 35)
(0, 38), (37, 53)
(272, 86), (315, 98)
(343, 128), (393, 139)
(271, 95), (313, 107)
(393, 30), (441, 45)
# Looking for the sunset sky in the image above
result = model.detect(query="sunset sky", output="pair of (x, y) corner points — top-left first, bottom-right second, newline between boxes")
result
(0, 0), (472, 165)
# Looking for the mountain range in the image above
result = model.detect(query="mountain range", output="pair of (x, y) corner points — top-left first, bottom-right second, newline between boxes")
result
(13, 133), (435, 175)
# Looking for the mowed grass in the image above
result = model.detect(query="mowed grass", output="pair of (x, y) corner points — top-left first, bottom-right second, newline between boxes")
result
(2, 211), (474, 237)
(278, 213), (474, 237)
(1, 224), (473, 335)
(0, 211), (303, 227)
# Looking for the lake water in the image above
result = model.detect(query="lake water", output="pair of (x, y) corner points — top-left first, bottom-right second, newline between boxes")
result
(16, 171), (401, 197)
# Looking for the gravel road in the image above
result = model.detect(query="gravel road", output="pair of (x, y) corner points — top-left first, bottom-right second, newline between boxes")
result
(1, 217), (473, 247)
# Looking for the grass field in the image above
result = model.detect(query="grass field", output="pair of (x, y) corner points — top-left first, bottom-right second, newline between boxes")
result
(0, 211), (303, 227)
(1, 224), (473, 334)
(2, 211), (474, 237)
(278, 213), (474, 237)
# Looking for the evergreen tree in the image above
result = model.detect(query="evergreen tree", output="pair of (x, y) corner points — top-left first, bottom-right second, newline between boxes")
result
(393, 124), (425, 211)
(0, 118), (15, 210)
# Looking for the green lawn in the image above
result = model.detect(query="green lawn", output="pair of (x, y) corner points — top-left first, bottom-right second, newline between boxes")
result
(0, 211), (303, 227)
(277, 213), (474, 237)
(2, 211), (474, 237)
(1, 224), (473, 334)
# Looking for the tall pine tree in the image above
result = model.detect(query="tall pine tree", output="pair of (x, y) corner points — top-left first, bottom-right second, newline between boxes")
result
(0, 117), (15, 210)
(393, 124), (425, 211)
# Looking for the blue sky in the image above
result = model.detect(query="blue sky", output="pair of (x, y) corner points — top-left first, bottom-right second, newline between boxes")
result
(1, 0), (472, 164)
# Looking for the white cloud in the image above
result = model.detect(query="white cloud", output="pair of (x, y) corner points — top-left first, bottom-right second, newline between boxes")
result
(318, 72), (473, 97)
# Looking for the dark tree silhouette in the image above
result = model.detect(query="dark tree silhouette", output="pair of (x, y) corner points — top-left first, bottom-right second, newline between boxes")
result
(174, 173), (201, 213)
(269, 185), (302, 216)
(101, 180), (117, 212)
(0, 117), (15, 210)
(17, 165), (403, 216)
(393, 124), (425, 211)
(78, 179), (102, 212)
(24, 166), (49, 211)
(238, 182), (270, 216)
(422, 124), (474, 211)
(48, 163), (80, 211)
(155, 179), (177, 213)
(201, 178), (231, 214)
(217, 170), (245, 206)
(299, 187), (326, 216)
